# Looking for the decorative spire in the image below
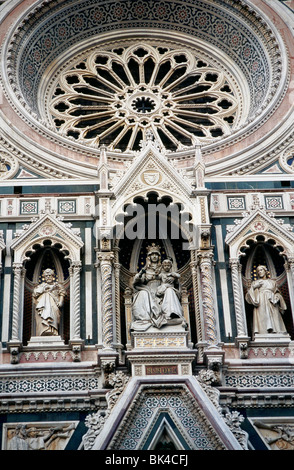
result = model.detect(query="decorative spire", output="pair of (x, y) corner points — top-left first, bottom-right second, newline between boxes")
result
(98, 144), (109, 191)
(139, 129), (161, 152)
(194, 144), (205, 189)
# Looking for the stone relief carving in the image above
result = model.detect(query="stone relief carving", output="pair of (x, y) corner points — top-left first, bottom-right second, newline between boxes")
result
(82, 371), (130, 450)
(5, 423), (76, 450)
(33, 268), (66, 337)
(0, 151), (18, 179)
(254, 420), (294, 450)
(196, 369), (222, 413)
(223, 411), (248, 450)
(245, 265), (288, 337)
(131, 244), (186, 332)
(0, 159), (9, 175)
(196, 369), (249, 450)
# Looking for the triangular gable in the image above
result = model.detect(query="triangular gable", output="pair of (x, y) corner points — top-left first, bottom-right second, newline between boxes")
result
(225, 203), (294, 259)
(11, 209), (83, 263)
(141, 412), (191, 450)
(262, 163), (283, 174)
(16, 168), (41, 179)
(113, 141), (193, 202)
(91, 376), (243, 450)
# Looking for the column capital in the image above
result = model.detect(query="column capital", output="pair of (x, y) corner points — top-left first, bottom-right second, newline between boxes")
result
(229, 258), (242, 272)
(96, 251), (114, 264)
(12, 262), (24, 272)
(69, 260), (82, 271)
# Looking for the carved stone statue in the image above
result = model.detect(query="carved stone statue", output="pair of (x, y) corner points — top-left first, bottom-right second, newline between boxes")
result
(0, 159), (8, 174)
(33, 268), (66, 336)
(7, 423), (75, 450)
(245, 265), (287, 336)
(131, 244), (184, 331)
(157, 258), (183, 321)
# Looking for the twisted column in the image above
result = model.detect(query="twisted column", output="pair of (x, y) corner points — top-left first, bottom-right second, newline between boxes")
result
(11, 263), (25, 342)
(113, 247), (121, 348)
(230, 258), (248, 337)
(190, 252), (203, 345)
(284, 257), (294, 326)
(98, 252), (114, 351)
(198, 251), (218, 347)
(69, 260), (82, 340)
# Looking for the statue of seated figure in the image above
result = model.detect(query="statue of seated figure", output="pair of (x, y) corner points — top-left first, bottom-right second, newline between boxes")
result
(131, 244), (185, 332)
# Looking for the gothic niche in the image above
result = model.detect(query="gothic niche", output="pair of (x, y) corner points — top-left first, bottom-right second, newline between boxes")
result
(23, 241), (70, 345)
(240, 238), (293, 340)
(116, 192), (194, 346)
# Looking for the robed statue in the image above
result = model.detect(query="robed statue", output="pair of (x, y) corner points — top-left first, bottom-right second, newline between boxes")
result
(131, 244), (185, 331)
(245, 265), (287, 336)
(33, 268), (66, 336)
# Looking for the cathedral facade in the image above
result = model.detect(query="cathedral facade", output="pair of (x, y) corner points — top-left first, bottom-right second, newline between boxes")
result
(0, 0), (294, 451)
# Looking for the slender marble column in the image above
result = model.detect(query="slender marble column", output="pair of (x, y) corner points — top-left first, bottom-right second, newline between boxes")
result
(113, 247), (121, 348)
(198, 251), (218, 347)
(284, 257), (294, 328)
(190, 256), (203, 344)
(98, 252), (115, 351)
(11, 262), (25, 342)
(69, 260), (82, 341)
(229, 258), (248, 337)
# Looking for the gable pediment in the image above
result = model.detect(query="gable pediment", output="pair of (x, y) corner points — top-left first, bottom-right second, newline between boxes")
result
(225, 205), (294, 258)
(113, 143), (193, 202)
(91, 376), (243, 450)
(11, 209), (84, 263)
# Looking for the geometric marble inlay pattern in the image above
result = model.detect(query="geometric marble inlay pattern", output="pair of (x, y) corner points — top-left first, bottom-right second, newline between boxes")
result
(224, 371), (294, 388)
(0, 375), (100, 394)
(108, 385), (227, 450)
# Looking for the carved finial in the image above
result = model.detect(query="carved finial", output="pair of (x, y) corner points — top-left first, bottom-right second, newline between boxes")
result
(194, 144), (205, 189)
(139, 128), (161, 152)
(98, 145), (109, 191)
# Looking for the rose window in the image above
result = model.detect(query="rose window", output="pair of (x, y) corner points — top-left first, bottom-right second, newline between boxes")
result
(49, 44), (240, 151)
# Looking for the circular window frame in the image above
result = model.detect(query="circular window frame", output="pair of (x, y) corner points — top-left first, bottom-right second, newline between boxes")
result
(40, 33), (250, 153)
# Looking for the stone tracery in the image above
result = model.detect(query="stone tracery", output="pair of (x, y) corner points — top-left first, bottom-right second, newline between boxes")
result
(48, 44), (240, 150)
(0, 0), (294, 452)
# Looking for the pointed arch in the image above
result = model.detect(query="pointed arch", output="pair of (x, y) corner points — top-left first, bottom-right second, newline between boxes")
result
(111, 190), (194, 351)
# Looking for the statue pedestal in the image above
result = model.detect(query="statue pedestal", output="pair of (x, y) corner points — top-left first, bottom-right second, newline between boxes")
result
(250, 333), (293, 358)
(253, 333), (291, 344)
(27, 335), (65, 348)
(126, 325), (197, 377)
